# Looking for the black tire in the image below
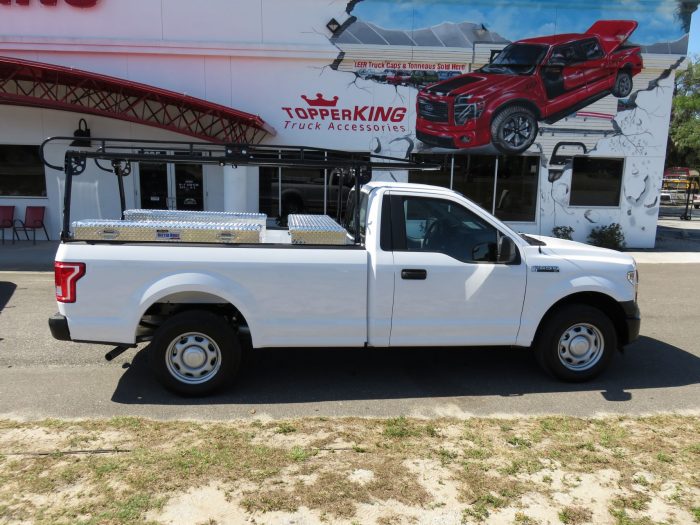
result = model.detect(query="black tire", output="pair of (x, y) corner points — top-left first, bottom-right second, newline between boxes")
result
(612, 70), (633, 98)
(534, 304), (616, 382)
(148, 310), (241, 396)
(491, 105), (538, 154)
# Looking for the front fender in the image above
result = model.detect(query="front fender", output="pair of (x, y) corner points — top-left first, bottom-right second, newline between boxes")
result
(516, 273), (632, 347)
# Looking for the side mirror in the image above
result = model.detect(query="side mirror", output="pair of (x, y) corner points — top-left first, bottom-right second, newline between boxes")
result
(497, 235), (519, 264)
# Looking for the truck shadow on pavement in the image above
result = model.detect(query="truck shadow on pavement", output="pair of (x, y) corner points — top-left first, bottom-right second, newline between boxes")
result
(0, 281), (17, 312)
(110, 335), (700, 405)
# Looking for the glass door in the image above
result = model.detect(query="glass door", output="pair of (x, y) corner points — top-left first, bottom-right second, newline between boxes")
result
(173, 163), (204, 211)
(137, 161), (204, 211)
(138, 161), (169, 209)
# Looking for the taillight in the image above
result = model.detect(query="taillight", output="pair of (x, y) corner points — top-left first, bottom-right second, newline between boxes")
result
(54, 262), (86, 303)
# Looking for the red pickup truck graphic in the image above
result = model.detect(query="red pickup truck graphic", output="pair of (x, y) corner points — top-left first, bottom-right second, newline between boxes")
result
(416, 20), (643, 154)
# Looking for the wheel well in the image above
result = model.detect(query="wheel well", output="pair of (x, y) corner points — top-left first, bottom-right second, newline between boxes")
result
(138, 293), (250, 342)
(535, 292), (629, 347)
(621, 63), (633, 73)
(492, 99), (542, 122)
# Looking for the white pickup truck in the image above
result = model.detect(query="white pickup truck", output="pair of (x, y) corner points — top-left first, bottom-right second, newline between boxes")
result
(49, 177), (640, 395)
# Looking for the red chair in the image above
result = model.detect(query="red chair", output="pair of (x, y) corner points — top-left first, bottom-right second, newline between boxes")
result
(13, 206), (49, 244)
(0, 205), (15, 245)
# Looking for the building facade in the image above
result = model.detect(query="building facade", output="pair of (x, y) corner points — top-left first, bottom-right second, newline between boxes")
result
(0, 0), (695, 247)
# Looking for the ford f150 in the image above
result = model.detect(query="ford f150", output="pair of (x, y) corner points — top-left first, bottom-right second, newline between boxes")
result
(46, 139), (640, 395)
(416, 20), (643, 153)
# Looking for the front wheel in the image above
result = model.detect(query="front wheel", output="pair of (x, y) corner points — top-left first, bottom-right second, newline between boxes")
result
(491, 105), (538, 154)
(149, 310), (242, 396)
(534, 304), (616, 382)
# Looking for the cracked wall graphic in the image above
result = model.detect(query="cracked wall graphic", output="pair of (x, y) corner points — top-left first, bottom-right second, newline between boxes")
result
(538, 59), (684, 247)
(264, 0), (696, 247)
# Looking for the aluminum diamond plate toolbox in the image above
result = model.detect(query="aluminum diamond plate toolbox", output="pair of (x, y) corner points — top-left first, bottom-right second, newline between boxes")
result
(123, 209), (266, 227)
(72, 220), (262, 243)
(287, 214), (348, 245)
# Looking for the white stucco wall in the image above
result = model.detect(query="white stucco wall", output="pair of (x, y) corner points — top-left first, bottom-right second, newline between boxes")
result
(0, 0), (685, 247)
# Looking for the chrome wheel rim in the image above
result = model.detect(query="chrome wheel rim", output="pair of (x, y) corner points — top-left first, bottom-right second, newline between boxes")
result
(502, 115), (533, 148)
(165, 332), (221, 385)
(557, 323), (604, 371)
(617, 74), (631, 95)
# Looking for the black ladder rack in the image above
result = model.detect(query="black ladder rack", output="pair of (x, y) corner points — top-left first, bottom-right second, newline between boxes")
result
(40, 137), (441, 243)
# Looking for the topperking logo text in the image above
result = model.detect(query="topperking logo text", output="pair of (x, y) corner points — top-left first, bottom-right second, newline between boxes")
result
(281, 93), (407, 133)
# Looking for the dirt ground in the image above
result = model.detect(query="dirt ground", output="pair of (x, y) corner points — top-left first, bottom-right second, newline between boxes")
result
(0, 416), (698, 525)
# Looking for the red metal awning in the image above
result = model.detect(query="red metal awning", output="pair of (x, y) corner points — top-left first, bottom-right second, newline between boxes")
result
(0, 56), (275, 143)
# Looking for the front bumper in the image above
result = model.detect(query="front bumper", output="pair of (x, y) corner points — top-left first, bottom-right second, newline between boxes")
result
(49, 312), (72, 341)
(415, 118), (491, 149)
(620, 300), (641, 344)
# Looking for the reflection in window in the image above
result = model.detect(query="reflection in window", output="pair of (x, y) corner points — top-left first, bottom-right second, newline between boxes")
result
(258, 153), (369, 221)
(494, 155), (539, 221)
(408, 154), (451, 188)
(452, 155), (497, 211)
(570, 157), (623, 207)
(0, 145), (46, 197)
(401, 197), (499, 263)
(410, 153), (539, 222)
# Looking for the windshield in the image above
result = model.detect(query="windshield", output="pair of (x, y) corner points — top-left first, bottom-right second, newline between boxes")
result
(481, 44), (547, 75)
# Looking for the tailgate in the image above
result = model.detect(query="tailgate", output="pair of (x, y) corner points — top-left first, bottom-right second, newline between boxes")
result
(585, 20), (638, 54)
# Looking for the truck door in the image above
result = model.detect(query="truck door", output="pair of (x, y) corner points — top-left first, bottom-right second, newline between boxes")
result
(540, 43), (587, 110)
(576, 38), (610, 94)
(388, 193), (527, 346)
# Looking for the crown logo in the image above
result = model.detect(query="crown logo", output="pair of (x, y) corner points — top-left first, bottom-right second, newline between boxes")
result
(301, 93), (339, 107)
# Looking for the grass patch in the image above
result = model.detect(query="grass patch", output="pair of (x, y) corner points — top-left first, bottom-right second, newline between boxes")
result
(0, 416), (698, 524)
(275, 422), (297, 434)
(656, 452), (672, 463)
(289, 446), (314, 462)
(462, 493), (506, 522)
(558, 506), (592, 524)
(437, 448), (458, 465)
(514, 512), (540, 524)
(383, 416), (420, 439)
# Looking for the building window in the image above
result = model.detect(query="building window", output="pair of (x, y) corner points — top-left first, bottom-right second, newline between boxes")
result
(410, 153), (539, 222)
(408, 154), (451, 188)
(0, 145), (47, 197)
(569, 157), (624, 207)
(452, 155), (498, 212)
(259, 152), (368, 222)
(495, 155), (539, 221)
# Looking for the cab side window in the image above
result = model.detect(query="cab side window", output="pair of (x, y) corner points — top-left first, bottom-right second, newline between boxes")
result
(579, 39), (603, 60)
(397, 196), (499, 263)
(548, 44), (580, 66)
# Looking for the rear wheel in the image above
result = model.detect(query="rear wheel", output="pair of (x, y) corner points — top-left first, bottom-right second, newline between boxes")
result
(612, 70), (633, 97)
(534, 304), (616, 382)
(149, 310), (241, 396)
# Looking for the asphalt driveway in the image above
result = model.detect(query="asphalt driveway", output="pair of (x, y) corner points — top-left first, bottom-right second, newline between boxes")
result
(0, 262), (698, 420)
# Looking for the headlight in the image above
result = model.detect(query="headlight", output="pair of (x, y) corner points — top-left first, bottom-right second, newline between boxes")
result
(627, 266), (639, 302)
(454, 95), (484, 125)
